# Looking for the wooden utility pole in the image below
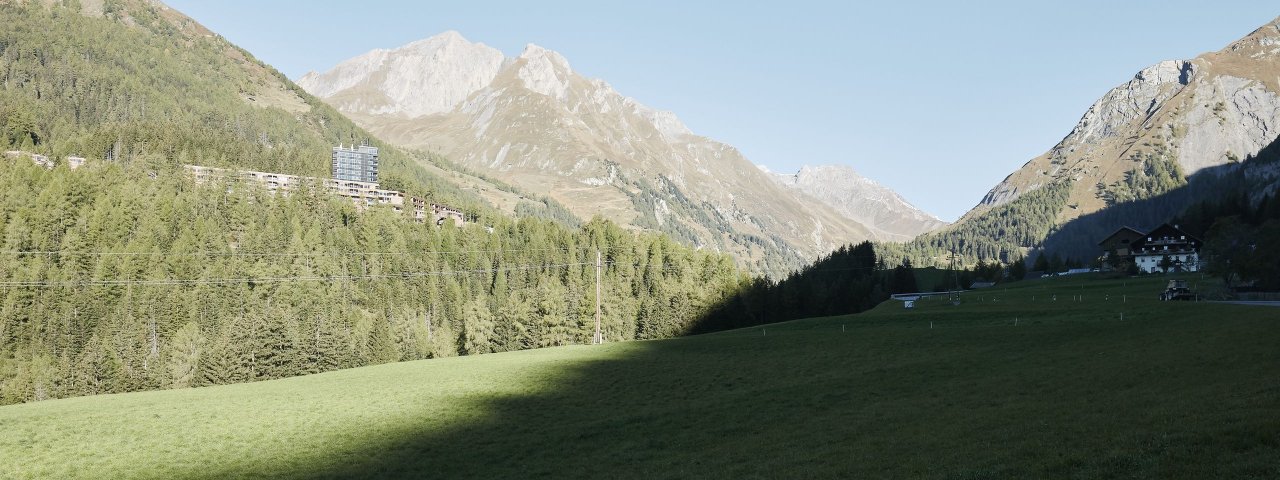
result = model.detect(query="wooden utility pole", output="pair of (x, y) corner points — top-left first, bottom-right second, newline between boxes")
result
(949, 248), (963, 304)
(594, 249), (603, 344)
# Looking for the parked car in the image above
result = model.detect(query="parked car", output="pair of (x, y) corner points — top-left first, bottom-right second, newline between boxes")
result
(1160, 280), (1198, 301)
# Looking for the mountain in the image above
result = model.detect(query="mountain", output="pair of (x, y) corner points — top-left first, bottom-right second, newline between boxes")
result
(0, 1), (750, 404)
(763, 165), (947, 242)
(298, 33), (938, 269)
(971, 17), (1280, 223)
(898, 16), (1280, 265)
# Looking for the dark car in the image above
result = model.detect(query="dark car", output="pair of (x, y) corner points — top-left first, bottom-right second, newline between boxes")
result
(1160, 280), (1197, 301)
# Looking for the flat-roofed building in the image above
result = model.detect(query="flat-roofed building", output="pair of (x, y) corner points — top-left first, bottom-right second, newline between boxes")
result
(332, 144), (379, 184)
(184, 165), (450, 226)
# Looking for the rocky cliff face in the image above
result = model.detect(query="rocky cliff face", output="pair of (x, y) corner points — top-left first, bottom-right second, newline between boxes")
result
(299, 32), (940, 267)
(297, 31), (505, 118)
(766, 165), (946, 242)
(969, 17), (1280, 224)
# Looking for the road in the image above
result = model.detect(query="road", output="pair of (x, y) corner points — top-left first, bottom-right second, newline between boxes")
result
(1211, 301), (1280, 307)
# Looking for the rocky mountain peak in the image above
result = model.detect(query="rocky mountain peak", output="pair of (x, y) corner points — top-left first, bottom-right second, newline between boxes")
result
(767, 164), (946, 241)
(296, 30), (503, 118)
(515, 44), (573, 100)
(518, 43), (572, 69)
(1058, 58), (1195, 150)
(398, 30), (478, 59)
(967, 15), (1280, 231)
(411, 29), (465, 47)
(632, 104), (692, 141)
(1135, 60), (1196, 86)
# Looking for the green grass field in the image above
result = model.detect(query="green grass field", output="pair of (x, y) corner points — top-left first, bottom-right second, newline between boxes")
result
(2, 274), (1278, 479)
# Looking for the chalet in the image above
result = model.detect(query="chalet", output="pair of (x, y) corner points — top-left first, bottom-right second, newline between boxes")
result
(1099, 224), (1201, 273)
(1097, 226), (1145, 261)
(1132, 224), (1202, 273)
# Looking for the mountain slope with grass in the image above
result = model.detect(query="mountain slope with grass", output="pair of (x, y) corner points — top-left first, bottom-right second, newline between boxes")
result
(971, 17), (1280, 221)
(4, 274), (1277, 479)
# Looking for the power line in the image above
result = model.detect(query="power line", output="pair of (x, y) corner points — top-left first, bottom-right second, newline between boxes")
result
(0, 246), (916, 289)
(0, 246), (591, 257)
(0, 262), (595, 288)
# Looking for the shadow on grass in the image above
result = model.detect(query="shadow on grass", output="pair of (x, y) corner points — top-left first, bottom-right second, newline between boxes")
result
(180, 295), (1280, 480)
(204, 137), (1280, 478)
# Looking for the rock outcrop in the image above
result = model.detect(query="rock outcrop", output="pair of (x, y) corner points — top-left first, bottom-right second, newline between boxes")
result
(297, 31), (505, 118)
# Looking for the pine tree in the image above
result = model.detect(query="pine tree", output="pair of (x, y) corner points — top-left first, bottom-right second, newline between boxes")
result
(166, 321), (204, 389)
(461, 297), (494, 355)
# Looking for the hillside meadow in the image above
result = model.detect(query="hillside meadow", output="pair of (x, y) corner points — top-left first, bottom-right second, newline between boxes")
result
(1, 274), (1277, 479)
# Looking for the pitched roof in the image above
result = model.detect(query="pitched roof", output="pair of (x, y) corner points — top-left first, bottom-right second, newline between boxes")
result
(1142, 223), (1203, 244)
(1097, 226), (1145, 246)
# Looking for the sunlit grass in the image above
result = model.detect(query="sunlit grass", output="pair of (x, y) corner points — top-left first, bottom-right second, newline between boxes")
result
(2, 273), (1278, 479)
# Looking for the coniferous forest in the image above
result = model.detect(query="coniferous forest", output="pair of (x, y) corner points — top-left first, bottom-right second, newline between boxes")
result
(876, 181), (1072, 268)
(0, 154), (760, 404)
(0, 2), (766, 404)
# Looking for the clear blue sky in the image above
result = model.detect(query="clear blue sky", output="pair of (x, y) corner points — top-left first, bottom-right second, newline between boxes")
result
(167, 1), (1277, 221)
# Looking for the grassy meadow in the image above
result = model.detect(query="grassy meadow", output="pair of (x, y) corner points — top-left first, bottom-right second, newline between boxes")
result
(2, 273), (1278, 479)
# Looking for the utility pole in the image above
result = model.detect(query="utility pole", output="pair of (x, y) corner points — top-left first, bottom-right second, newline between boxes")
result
(594, 249), (603, 345)
(950, 248), (964, 304)
(949, 249), (957, 302)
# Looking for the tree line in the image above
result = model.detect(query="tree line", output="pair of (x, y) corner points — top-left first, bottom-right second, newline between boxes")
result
(877, 181), (1072, 269)
(0, 158), (747, 404)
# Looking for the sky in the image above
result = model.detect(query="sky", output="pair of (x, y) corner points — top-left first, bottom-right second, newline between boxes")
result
(167, 1), (1278, 221)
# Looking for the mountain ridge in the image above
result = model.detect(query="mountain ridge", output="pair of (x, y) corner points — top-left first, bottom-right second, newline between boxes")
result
(764, 164), (947, 242)
(298, 31), (942, 269)
(897, 15), (1280, 266)
(968, 16), (1280, 223)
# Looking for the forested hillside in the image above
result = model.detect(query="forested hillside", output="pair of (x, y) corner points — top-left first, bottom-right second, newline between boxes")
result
(1038, 142), (1280, 262)
(0, 158), (744, 404)
(884, 135), (1280, 269)
(695, 242), (888, 333)
(0, 0), (508, 217)
(877, 182), (1072, 268)
(0, 1), (747, 404)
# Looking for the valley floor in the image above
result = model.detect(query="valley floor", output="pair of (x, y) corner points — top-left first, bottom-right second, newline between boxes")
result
(2, 274), (1277, 479)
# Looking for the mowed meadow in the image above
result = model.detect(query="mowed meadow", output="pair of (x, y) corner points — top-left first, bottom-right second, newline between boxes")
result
(2, 274), (1278, 479)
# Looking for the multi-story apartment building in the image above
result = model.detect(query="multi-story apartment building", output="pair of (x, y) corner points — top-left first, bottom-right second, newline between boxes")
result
(331, 144), (379, 184)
